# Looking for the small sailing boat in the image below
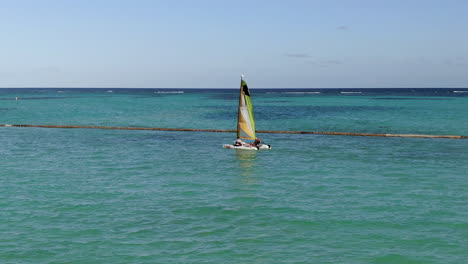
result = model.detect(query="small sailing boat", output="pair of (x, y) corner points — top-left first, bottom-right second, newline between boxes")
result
(223, 76), (271, 150)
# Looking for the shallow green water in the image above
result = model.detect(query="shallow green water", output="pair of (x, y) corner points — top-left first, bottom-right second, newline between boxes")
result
(1, 89), (467, 263)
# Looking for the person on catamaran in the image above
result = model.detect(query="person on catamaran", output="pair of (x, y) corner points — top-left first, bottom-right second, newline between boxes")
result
(250, 138), (262, 147)
(234, 138), (245, 146)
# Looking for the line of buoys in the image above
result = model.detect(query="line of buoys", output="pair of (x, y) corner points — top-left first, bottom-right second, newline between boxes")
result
(256, 130), (466, 139)
(0, 124), (466, 139)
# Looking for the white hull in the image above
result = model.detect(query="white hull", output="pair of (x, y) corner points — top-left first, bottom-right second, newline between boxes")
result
(223, 144), (271, 150)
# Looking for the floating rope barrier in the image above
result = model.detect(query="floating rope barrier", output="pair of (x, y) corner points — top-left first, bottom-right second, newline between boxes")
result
(0, 124), (466, 139)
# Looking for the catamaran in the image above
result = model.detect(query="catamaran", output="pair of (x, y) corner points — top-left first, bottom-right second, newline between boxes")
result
(223, 76), (271, 150)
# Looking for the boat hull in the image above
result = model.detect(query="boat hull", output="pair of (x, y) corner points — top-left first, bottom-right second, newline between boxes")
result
(223, 144), (271, 150)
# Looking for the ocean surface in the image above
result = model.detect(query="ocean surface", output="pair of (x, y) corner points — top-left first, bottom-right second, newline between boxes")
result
(1, 88), (467, 263)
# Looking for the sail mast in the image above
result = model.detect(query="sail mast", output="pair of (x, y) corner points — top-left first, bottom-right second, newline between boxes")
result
(236, 75), (244, 139)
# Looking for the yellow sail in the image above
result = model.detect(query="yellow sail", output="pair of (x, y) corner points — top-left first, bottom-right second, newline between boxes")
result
(237, 78), (256, 140)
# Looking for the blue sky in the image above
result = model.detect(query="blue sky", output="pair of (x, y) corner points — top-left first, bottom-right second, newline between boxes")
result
(0, 0), (467, 88)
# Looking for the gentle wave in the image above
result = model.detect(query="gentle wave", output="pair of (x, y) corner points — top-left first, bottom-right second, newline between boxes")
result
(453, 91), (468, 93)
(340, 91), (362, 94)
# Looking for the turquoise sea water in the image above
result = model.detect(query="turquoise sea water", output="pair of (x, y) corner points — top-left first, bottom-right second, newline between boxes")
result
(1, 88), (467, 263)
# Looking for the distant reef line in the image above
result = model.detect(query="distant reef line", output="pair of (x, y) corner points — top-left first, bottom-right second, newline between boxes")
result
(1, 124), (466, 139)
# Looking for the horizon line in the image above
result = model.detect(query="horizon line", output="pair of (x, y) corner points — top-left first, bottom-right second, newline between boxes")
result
(1, 87), (467, 89)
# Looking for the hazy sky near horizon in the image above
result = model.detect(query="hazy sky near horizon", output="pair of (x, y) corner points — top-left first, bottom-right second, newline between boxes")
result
(1, 0), (467, 88)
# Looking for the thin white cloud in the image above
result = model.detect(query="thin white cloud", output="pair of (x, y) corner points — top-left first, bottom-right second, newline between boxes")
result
(444, 57), (467, 67)
(320, 59), (342, 65)
(307, 59), (344, 67)
(285, 53), (311, 58)
(336, 25), (349, 31)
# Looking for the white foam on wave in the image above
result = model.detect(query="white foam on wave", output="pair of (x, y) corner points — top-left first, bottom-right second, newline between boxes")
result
(453, 91), (468, 93)
(283, 92), (321, 94)
(266, 91), (320, 94)
(156, 91), (184, 94)
(340, 91), (362, 94)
